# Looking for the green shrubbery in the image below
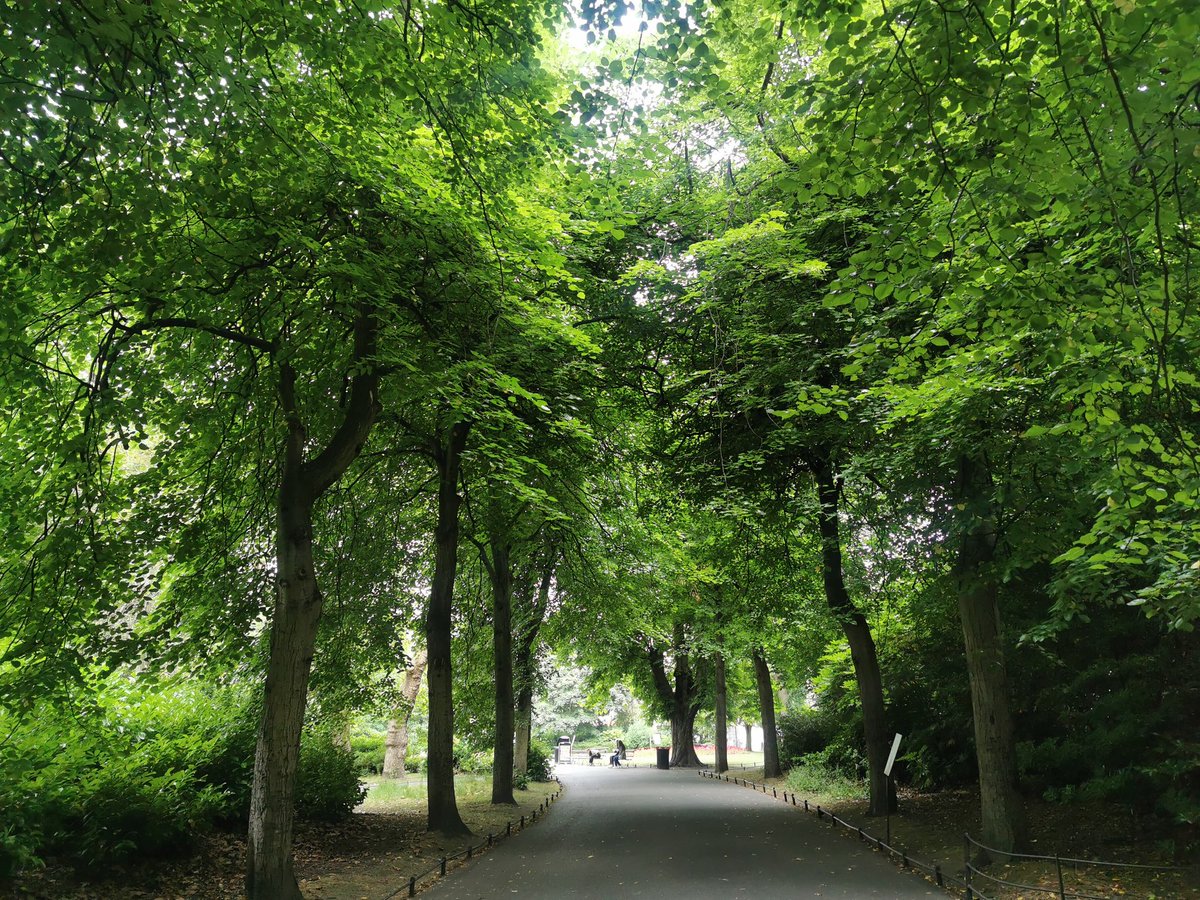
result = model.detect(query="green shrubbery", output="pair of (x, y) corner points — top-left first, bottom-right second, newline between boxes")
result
(0, 677), (366, 877)
(622, 722), (653, 749)
(295, 731), (367, 821)
(349, 730), (386, 776)
(526, 741), (554, 782)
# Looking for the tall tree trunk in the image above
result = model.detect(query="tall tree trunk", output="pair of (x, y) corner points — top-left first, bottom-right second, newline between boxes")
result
(813, 452), (895, 816)
(513, 551), (553, 775)
(514, 681), (533, 776)
(489, 537), (516, 805)
(956, 453), (1026, 858)
(425, 422), (471, 835)
(383, 648), (428, 777)
(753, 649), (782, 779)
(714, 648), (729, 774)
(246, 308), (380, 899)
(745, 721), (752, 751)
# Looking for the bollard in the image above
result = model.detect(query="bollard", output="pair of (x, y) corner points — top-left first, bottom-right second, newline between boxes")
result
(901, 852), (908, 868)
(773, 787), (777, 798)
(934, 864), (943, 886)
(488, 833), (494, 847)
(440, 857), (447, 876)
(857, 826), (864, 841)
(467, 845), (473, 859)
(408, 875), (416, 897)
(804, 799), (809, 811)
(791, 795), (796, 806)
(521, 815), (525, 827)
(817, 805), (823, 819)
(506, 822), (512, 837)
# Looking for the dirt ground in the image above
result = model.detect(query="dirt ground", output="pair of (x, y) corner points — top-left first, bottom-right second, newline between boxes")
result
(4, 781), (560, 900)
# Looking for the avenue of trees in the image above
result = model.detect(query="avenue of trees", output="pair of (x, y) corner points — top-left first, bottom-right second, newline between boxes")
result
(1, 0), (1197, 893)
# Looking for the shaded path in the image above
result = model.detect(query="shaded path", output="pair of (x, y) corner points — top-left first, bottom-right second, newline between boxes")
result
(421, 765), (946, 898)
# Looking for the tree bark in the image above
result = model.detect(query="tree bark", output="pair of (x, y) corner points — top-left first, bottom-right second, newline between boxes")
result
(514, 682), (533, 776)
(425, 422), (472, 835)
(955, 452), (1027, 858)
(812, 452), (895, 816)
(714, 648), (729, 774)
(246, 306), (380, 900)
(753, 648), (782, 779)
(745, 721), (752, 751)
(513, 551), (553, 775)
(488, 536), (517, 805)
(648, 631), (704, 768)
(383, 647), (428, 777)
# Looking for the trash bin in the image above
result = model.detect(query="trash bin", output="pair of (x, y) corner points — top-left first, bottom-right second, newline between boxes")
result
(656, 746), (670, 770)
(555, 736), (572, 765)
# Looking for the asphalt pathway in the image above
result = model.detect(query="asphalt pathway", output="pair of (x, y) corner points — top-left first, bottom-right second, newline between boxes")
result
(421, 764), (946, 899)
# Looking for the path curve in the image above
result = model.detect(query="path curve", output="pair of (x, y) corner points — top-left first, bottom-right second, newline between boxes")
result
(421, 765), (946, 898)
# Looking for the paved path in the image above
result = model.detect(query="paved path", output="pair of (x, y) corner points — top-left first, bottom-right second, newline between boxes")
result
(421, 765), (946, 899)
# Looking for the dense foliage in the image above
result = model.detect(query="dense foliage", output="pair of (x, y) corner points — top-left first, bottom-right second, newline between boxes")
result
(1, 0), (1197, 889)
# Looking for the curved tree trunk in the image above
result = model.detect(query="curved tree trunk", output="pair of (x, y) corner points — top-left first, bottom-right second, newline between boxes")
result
(246, 308), (380, 899)
(669, 704), (703, 767)
(714, 648), (729, 774)
(956, 453), (1026, 858)
(813, 453), (895, 816)
(648, 629), (704, 767)
(489, 537), (516, 805)
(383, 647), (428, 777)
(425, 422), (471, 836)
(753, 649), (782, 779)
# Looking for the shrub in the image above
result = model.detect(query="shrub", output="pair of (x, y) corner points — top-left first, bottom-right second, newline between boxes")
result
(294, 731), (366, 822)
(349, 733), (386, 776)
(777, 708), (837, 770)
(622, 722), (653, 749)
(460, 749), (493, 774)
(526, 741), (554, 782)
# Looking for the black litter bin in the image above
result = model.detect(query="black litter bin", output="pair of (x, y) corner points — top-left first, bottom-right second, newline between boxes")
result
(656, 747), (670, 770)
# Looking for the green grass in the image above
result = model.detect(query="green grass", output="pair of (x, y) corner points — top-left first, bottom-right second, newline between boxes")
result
(783, 762), (867, 802)
(358, 773), (514, 813)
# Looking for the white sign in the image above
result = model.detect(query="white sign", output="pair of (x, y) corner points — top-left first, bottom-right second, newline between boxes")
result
(884, 733), (903, 777)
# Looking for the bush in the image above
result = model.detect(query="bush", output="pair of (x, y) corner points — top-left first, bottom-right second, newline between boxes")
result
(0, 680), (256, 873)
(349, 732), (386, 776)
(294, 731), (366, 822)
(526, 741), (554, 782)
(460, 749), (493, 774)
(778, 708), (838, 770)
(622, 722), (653, 749)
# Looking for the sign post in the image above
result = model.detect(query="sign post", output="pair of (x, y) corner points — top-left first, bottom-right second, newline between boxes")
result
(884, 733), (902, 845)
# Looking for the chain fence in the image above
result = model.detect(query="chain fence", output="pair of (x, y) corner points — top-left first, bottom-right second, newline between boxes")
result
(380, 778), (564, 899)
(699, 770), (1190, 899)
